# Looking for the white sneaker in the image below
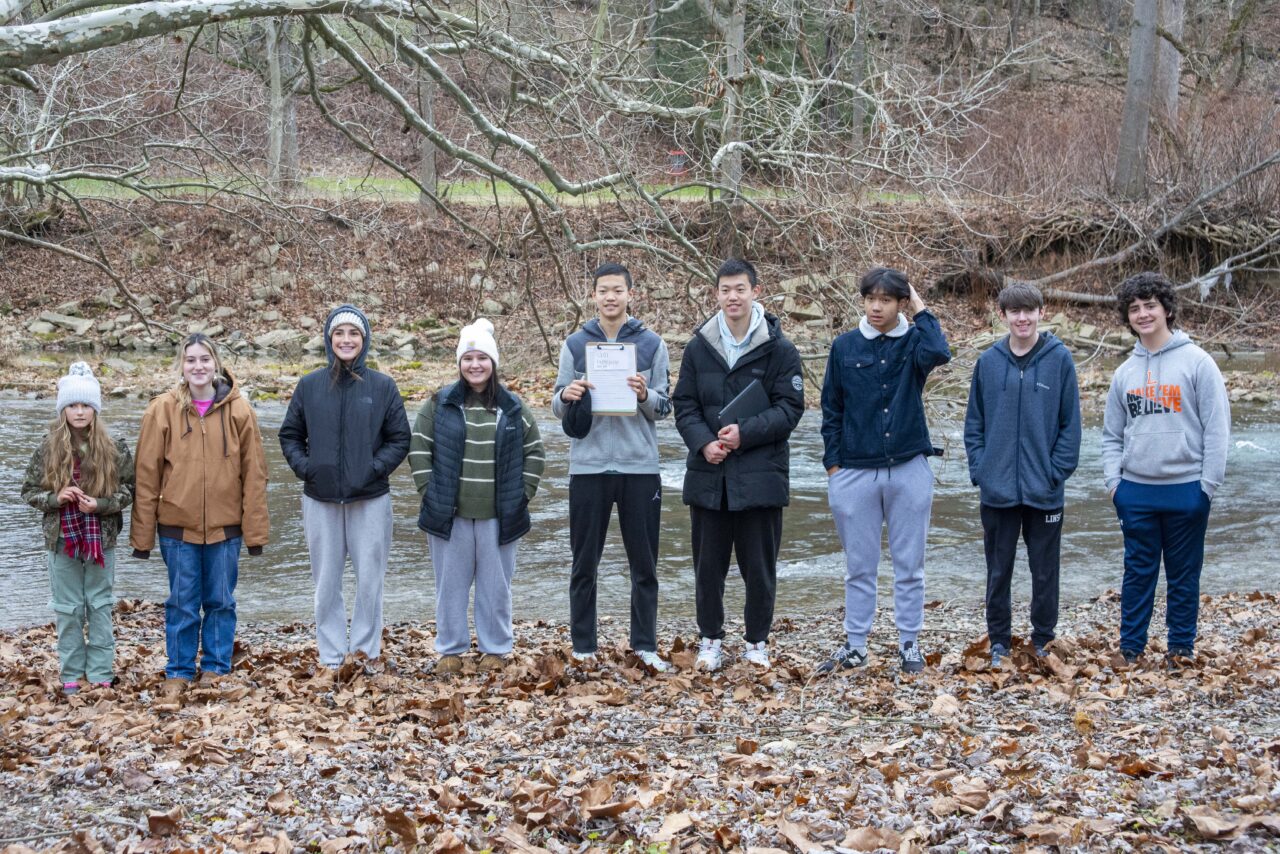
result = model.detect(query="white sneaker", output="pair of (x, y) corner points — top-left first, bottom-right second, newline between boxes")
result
(634, 649), (670, 672)
(743, 641), (770, 669)
(571, 650), (596, 663)
(695, 638), (723, 672)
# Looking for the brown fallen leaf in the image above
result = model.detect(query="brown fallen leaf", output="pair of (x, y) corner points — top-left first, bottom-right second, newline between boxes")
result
(774, 818), (816, 851)
(651, 811), (694, 842)
(1183, 805), (1238, 839)
(146, 806), (184, 837)
(380, 807), (419, 848)
(584, 798), (637, 819)
(930, 693), (960, 719)
(265, 788), (292, 815)
(841, 826), (903, 850)
(119, 767), (155, 791)
(736, 736), (759, 755)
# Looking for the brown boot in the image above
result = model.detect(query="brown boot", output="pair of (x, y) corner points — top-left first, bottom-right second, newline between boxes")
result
(478, 654), (507, 672)
(434, 655), (464, 676)
(159, 677), (190, 700)
(197, 671), (226, 687)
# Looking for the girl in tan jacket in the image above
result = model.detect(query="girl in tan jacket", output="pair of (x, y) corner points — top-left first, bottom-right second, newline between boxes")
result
(130, 334), (269, 696)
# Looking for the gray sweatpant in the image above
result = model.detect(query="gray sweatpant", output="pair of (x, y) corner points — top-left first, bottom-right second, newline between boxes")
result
(829, 454), (934, 647)
(428, 517), (519, 656)
(303, 493), (392, 666)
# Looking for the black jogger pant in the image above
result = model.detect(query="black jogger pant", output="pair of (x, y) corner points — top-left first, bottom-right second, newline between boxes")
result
(568, 473), (662, 654)
(690, 503), (783, 644)
(980, 502), (1063, 650)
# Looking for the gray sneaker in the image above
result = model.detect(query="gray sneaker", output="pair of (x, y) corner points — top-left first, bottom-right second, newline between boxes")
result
(899, 641), (925, 674)
(990, 643), (1009, 667)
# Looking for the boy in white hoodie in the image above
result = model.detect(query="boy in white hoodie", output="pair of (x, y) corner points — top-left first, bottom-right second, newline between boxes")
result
(1101, 272), (1230, 667)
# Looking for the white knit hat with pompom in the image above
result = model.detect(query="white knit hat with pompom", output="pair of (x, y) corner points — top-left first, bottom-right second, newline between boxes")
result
(456, 318), (499, 367)
(56, 361), (102, 413)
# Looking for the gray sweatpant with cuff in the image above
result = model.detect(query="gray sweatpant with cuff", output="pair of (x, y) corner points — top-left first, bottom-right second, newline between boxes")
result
(303, 493), (392, 666)
(829, 454), (934, 647)
(429, 516), (518, 656)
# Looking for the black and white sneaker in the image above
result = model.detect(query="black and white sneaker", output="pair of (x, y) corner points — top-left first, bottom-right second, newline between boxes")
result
(815, 642), (868, 674)
(899, 641), (925, 674)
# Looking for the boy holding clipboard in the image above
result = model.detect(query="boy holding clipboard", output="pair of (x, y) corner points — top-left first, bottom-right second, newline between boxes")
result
(552, 263), (673, 671)
(672, 258), (804, 672)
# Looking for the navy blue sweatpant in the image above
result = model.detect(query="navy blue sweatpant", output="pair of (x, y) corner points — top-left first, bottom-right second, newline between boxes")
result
(1113, 479), (1211, 654)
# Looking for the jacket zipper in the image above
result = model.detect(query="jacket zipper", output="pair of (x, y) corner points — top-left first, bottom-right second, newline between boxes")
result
(199, 409), (208, 542)
(338, 381), (347, 505)
(1016, 366), (1024, 504)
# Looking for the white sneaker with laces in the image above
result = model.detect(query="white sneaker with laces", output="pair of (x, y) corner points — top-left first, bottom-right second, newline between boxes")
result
(695, 638), (723, 672)
(634, 649), (670, 672)
(571, 650), (596, 663)
(743, 641), (770, 669)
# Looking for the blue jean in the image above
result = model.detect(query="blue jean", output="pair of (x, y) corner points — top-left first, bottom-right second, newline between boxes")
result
(1114, 480), (1211, 654)
(159, 536), (241, 679)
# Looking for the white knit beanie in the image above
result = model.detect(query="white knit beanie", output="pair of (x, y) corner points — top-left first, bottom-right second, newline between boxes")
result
(327, 310), (366, 338)
(456, 318), (499, 367)
(56, 361), (102, 413)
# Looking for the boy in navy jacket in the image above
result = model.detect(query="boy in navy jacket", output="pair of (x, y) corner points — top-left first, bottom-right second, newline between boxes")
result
(817, 267), (950, 675)
(964, 283), (1081, 666)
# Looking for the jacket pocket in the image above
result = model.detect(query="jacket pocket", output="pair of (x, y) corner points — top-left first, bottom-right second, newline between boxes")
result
(1121, 429), (1194, 480)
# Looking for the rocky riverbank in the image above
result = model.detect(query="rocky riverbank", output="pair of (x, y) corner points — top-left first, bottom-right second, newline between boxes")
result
(1, 592), (1278, 851)
(6, 284), (1280, 419)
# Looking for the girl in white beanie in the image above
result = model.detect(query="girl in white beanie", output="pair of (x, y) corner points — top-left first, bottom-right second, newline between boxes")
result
(21, 362), (135, 696)
(409, 319), (545, 674)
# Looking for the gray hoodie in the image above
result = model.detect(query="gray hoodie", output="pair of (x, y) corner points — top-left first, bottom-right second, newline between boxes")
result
(1101, 330), (1230, 497)
(551, 317), (671, 475)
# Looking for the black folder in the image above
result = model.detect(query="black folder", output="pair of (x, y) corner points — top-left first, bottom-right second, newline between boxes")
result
(718, 379), (771, 425)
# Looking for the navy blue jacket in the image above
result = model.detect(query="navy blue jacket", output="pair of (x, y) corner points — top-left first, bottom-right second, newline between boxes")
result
(418, 381), (532, 545)
(279, 304), (411, 504)
(964, 333), (1081, 510)
(820, 311), (951, 470)
(673, 312), (804, 511)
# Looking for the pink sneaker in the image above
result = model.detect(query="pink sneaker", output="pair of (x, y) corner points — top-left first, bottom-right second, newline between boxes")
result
(92, 681), (113, 688)
(62, 682), (81, 695)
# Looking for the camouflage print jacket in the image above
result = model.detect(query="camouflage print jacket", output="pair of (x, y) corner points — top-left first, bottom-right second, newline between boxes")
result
(21, 438), (136, 552)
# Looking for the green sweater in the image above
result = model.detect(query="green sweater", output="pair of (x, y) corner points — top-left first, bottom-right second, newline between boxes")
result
(409, 394), (544, 519)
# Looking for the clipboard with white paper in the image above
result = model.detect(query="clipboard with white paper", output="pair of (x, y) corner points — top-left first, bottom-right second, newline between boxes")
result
(585, 342), (637, 415)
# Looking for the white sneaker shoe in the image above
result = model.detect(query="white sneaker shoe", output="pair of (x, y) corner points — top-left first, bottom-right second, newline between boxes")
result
(695, 638), (723, 672)
(634, 649), (670, 672)
(571, 650), (596, 663)
(743, 641), (770, 669)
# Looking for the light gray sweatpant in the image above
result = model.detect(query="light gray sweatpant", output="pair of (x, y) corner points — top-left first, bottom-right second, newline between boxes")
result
(829, 454), (934, 647)
(428, 517), (518, 656)
(303, 493), (392, 666)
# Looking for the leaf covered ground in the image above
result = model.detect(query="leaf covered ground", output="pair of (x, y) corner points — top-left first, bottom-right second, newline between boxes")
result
(2, 592), (1279, 852)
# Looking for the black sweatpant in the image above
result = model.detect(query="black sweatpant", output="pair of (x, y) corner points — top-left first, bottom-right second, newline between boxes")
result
(980, 503), (1063, 650)
(568, 473), (662, 654)
(690, 503), (783, 644)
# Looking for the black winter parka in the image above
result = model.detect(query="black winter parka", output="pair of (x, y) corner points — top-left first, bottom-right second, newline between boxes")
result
(673, 312), (804, 511)
(278, 304), (411, 504)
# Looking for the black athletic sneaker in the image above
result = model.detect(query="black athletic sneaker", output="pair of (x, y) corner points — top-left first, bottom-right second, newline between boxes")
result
(1166, 646), (1194, 669)
(1120, 648), (1141, 665)
(899, 641), (925, 674)
(815, 642), (868, 674)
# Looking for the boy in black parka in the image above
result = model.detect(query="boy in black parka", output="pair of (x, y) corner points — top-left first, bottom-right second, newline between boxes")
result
(672, 259), (804, 672)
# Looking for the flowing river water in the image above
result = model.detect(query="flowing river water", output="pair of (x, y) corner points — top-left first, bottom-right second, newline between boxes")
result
(2, 397), (1278, 632)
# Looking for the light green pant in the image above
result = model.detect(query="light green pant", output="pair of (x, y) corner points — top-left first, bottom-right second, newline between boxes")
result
(47, 541), (116, 684)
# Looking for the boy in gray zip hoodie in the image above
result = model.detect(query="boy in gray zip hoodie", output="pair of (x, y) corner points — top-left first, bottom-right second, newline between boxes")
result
(552, 263), (672, 670)
(1101, 272), (1230, 665)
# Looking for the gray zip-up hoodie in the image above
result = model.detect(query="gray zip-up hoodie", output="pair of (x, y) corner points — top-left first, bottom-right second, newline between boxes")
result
(1101, 330), (1230, 498)
(551, 317), (672, 475)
